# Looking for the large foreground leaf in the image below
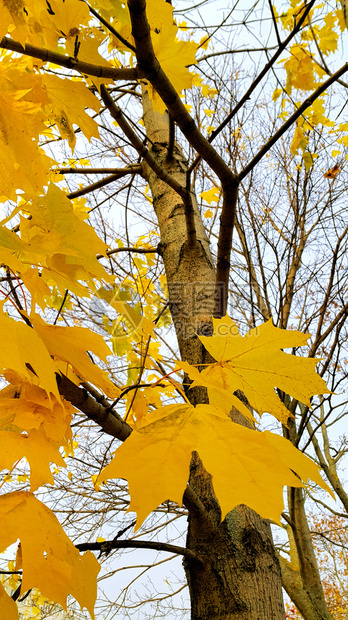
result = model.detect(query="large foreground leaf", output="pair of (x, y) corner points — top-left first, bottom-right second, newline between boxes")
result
(99, 404), (330, 528)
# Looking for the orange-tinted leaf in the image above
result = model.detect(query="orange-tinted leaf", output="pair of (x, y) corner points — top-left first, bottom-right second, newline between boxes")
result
(0, 309), (60, 401)
(324, 163), (340, 178)
(0, 582), (18, 620)
(32, 315), (120, 398)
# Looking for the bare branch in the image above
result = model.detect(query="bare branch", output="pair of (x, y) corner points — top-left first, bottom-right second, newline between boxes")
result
(76, 538), (203, 562)
(0, 36), (139, 80)
(56, 373), (132, 441)
(239, 63), (348, 181)
(67, 171), (140, 200)
(58, 166), (142, 175)
(215, 180), (239, 317)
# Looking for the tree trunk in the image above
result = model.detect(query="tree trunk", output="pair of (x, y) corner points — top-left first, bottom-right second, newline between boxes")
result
(142, 84), (286, 619)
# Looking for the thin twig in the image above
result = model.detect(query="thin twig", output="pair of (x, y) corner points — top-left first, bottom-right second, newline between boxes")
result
(82, 1), (136, 52)
(67, 173), (125, 199)
(97, 246), (159, 260)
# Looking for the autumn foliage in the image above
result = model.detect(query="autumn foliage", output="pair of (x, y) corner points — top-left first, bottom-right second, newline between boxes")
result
(0, 0), (347, 617)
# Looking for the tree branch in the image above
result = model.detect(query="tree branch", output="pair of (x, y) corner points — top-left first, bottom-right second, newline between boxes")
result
(215, 180), (239, 317)
(127, 0), (237, 188)
(58, 165), (142, 175)
(128, 0), (238, 285)
(188, 0), (318, 173)
(56, 373), (132, 441)
(76, 538), (203, 562)
(66, 164), (143, 199)
(100, 85), (188, 200)
(0, 36), (139, 80)
(67, 172), (137, 200)
(97, 246), (159, 259)
(239, 63), (348, 180)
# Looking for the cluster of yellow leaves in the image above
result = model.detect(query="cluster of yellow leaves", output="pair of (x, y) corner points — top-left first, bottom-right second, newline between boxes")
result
(0, 54), (100, 199)
(0, 493), (99, 618)
(0, 378), (71, 491)
(289, 97), (334, 169)
(146, 0), (197, 112)
(0, 184), (109, 302)
(0, 304), (121, 617)
(0, 0), (91, 48)
(0, 0), (199, 199)
(98, 317), (331, 529)
(0, 304), (119, 490)
(0, 309), (118, 400)
(200, 186), (220, 218)
(0, 570), (57, 620)
(273, 1), (347, 165)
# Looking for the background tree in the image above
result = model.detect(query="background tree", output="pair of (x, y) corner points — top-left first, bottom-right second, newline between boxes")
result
(0, 1), (347, 619)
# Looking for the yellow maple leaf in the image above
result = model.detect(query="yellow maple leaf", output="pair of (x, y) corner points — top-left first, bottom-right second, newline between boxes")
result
(200, 186), (220, 204)
(193, 316), (330, 425)
(97, 287), (155, 340)
(41, 75), (101, 151)
(31, 315), (119, 398)
(16, 184), (110, 299)
(0, 88), (53, 200)
(0, 309), (60, 401)
(176, 359), (255, 422)
(0, 492), (100, 617)
(0, 381), (73, 443)
(143, 0), (198, 112)
(283, 44), (318, 92)
(65, 27), (114, 89)
(315, 13), (339, 55)
(0, 428), (66, 491)
(99, 403), (330, 529)
(0, 582), (18, 620)
(0, 0), (91, 48)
